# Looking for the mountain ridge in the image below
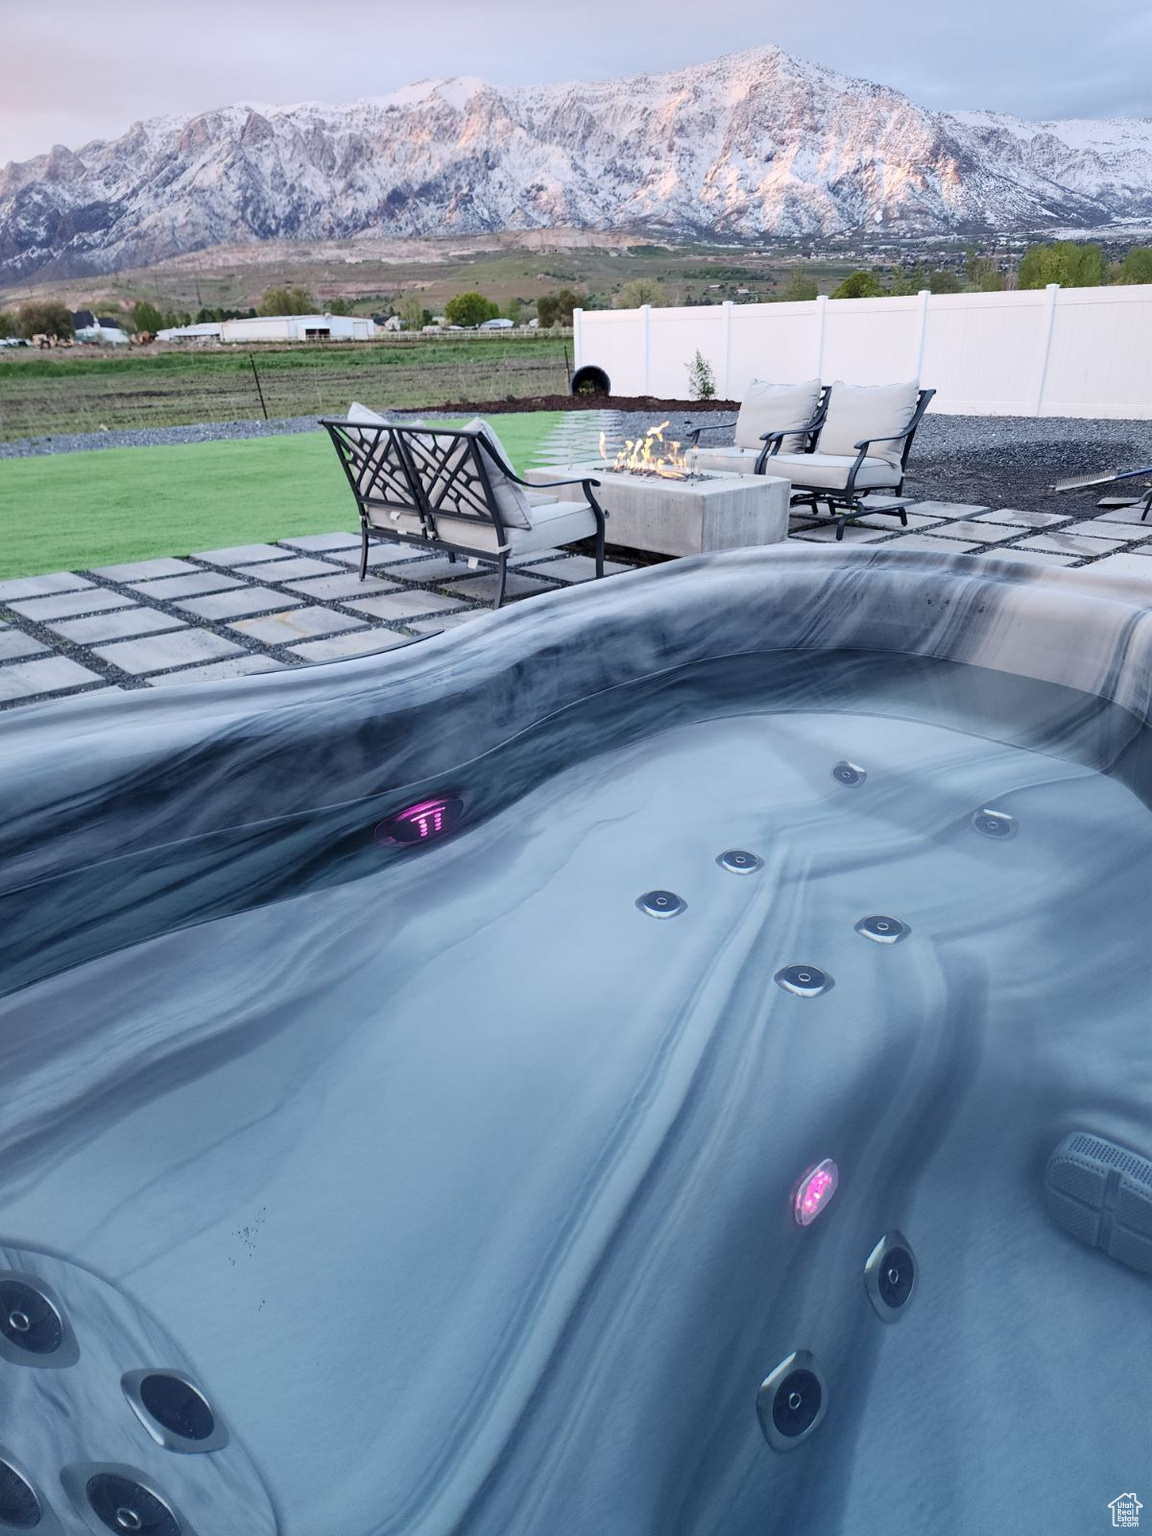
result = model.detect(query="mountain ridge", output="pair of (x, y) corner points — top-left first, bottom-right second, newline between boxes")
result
(4, 44), (1152, 281)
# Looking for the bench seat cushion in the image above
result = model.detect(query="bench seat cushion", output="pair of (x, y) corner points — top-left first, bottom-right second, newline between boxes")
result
(769, 452), (901, 492)
(365, 496), (595, 555)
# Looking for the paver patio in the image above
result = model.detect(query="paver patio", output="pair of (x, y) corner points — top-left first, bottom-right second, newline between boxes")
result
(2, 495), (1151, 712)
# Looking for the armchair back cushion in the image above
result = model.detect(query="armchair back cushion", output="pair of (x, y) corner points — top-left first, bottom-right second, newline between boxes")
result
(816, 380), (920, 468)
(734, 379), (822, 453)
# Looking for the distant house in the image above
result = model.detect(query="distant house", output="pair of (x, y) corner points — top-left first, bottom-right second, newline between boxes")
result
(479, 317), (514, 330)
(74, 315), (130, 345)
(70, 309), (95, 330)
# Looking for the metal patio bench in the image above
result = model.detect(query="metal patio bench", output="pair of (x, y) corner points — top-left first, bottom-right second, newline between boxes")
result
(322, 410), (608, 608)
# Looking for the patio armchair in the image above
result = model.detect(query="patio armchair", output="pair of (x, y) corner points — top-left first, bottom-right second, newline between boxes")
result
(688, 379), (828, 476)
(322, 407), (607, 608)
(762, 382), (936, 539)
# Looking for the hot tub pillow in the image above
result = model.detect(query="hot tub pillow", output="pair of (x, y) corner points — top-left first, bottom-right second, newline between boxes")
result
(734, 379), (822, 454)
(817, 381), (920, 469)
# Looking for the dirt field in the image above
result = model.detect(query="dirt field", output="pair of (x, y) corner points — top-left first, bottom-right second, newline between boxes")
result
(0, 335), (572, 440)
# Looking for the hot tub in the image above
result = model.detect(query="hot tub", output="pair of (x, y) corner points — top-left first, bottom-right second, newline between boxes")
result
(1, 546), (1150, 1536)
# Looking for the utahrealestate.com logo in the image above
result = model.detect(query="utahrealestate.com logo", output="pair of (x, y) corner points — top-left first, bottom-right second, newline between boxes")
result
(1109, 1493), (1142, 1528)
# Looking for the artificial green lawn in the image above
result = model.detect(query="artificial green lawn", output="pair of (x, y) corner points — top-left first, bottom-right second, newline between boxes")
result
(0, 412), (562, 580)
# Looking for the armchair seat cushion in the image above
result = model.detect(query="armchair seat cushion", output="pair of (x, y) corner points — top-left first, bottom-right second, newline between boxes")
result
(365, 496), (596, 555)
(693, 446), (764, 476)
(769, 452), (901, 492)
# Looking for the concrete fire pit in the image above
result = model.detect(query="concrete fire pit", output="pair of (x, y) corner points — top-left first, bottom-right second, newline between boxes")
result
(526, 465), (791, 557)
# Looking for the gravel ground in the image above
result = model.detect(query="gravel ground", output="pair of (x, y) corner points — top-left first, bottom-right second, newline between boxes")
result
(612, 410), (1152, 522)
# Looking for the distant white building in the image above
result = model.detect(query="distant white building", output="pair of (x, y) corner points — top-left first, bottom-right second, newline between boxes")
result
(156, 314), (376, 344)
(479, 317), (514, 330)
(155, 321), (222, 342)
(220, 314), (375, 343)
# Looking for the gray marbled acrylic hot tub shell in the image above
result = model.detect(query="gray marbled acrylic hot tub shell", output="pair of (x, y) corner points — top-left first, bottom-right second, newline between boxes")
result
(1, 545), (1151, 1536)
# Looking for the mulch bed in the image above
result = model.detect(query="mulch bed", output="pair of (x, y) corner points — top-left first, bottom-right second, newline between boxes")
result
(430, 394), (738, 414)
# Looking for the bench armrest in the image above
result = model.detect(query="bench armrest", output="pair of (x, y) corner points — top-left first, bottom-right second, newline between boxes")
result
(525, 475), (603, 490)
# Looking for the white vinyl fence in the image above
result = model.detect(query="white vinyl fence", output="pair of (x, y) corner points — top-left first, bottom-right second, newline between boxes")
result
(573, 284), (1152, 419)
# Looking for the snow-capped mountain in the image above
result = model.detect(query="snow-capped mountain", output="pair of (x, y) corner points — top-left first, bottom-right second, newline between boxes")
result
(3, 45), (1152, 280)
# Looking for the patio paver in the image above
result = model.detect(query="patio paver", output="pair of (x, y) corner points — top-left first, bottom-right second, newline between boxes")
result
(0, 656), (105, 701)
(0, 572), (94, 601)
(443, 571), (558, 603)
(404, 612), (485, 636)
(92, 629), (246, 675)
(327, 544), (436, 568)
(971, 508), (1071, 529)
(233, 556), (341, 582)
(228, 607), (367, 645)
(871, 533), (980, 555)
(288, 630), (411, 663)
(0, 630), (49, 660)
(980, 547), (1078, 568)
(89, 557), (203, 581)
(46, 608), (186, 645)
(193, 543), (296, 566)
(126, 572), (248, 600)
(1014, 532), (1131, 557)
(791, 524), (893, 544)
(518, 555), (635, 583)
(905, 501), (990, 519)
(341, 590), (471, 621)
(8, 589), (137, 621)
(1071, 518), (1152, 541)
(175, 587), (305, 621)
(146, 655), (287, 687)
(920, 521), (1018, 544)
(279, 532), (362, 552)
(1077, 553), (1152, 580)
(280, 572), (401, 600)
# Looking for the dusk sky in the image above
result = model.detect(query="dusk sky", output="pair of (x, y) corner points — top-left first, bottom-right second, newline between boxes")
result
(2, 0), (1148, 165)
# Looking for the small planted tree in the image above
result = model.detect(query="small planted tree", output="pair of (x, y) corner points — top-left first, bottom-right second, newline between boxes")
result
(686, 350), (717, 400)
(536, 293), (560, 328)
(444, 291), (499, 327)
(0, 310), (17, 337)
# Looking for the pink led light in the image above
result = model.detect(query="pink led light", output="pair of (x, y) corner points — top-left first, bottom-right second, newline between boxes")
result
(794, 1158), (839, 1227)
(374, 796), (464, 846)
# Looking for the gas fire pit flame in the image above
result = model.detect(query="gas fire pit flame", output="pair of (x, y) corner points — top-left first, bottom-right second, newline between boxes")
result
(599, 420), (693, 479)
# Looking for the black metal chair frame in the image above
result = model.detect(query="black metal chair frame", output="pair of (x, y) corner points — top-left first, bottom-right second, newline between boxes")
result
(321, 419), (607, 608)
(776, 388), (936, 540)
(688, 386), (935, 541)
